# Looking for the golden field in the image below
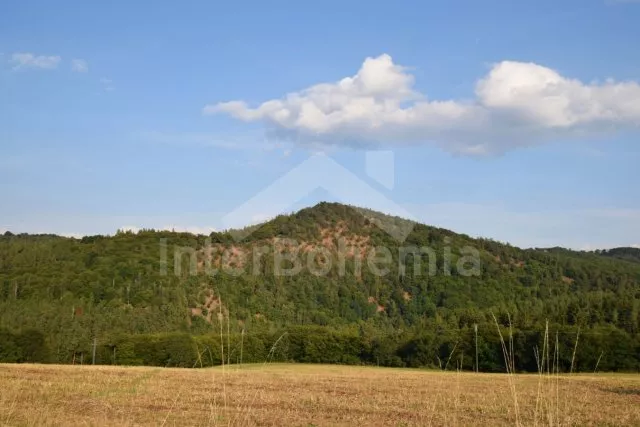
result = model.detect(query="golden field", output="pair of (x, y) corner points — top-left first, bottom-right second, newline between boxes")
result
(0, 363), (639, 426)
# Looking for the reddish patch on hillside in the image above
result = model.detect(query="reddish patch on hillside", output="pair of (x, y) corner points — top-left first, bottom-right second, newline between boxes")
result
(317, 225), (371, 258)
(197, 245), (220, 270)
(189, 289), (224, 324)
(367, 296), (386, 313)
(197, 244), (247, 272)
(300, 243), (315, 253)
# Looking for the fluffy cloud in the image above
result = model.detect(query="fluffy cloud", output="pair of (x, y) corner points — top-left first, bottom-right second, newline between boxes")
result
(205, 54), (640, 154)
(476, 61), (640, 128)
(10, 52), (61, 70)
(71, 58), (88, 73)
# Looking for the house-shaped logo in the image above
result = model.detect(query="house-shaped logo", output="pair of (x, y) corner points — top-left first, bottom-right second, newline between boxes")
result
(222, 151), (416, 242)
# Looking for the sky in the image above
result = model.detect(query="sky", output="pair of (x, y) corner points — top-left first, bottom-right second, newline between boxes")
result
(1, 0), (639, 249)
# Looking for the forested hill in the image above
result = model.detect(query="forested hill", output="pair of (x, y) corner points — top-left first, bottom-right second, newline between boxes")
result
(1, 202), (639, 371)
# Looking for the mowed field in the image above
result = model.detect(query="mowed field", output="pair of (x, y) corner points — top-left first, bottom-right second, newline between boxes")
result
(1, 363), (639, 426)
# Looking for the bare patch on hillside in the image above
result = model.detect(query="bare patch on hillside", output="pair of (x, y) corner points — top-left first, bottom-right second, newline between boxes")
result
(368, 296), (386, 313)
(189, 289), (225, 324)
(318, 225), (371, 258)
(196, 244), (247, 272)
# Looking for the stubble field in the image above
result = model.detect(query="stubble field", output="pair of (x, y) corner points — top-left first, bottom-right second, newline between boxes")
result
(0, 363), (639, 426)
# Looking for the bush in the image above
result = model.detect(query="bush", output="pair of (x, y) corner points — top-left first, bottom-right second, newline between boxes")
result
(0, 329), (22, 362)
(0, 328), (51, 363)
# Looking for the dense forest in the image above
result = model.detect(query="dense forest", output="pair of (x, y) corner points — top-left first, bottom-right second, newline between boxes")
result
(1, 202), (639, 371)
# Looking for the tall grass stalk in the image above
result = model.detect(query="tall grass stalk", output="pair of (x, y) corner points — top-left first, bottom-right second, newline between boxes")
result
(491, 312), (520, 427)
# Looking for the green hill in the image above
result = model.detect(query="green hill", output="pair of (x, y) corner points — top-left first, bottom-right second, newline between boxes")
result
(1, 202), (639, 371)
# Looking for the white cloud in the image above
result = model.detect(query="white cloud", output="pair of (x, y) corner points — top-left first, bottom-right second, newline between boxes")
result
(476, 61), (640, 127)
(71, 58), (88, 73)
(10, 52), (61, 70)
(99, 77), (115, 92)
(205, 54), (640, 155)
(119, 226), (141, 234)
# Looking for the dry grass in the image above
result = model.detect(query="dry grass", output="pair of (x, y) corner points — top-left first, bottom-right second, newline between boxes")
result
(0, 363), (638, 426)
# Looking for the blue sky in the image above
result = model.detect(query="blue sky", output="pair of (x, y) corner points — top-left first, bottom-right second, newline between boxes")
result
(1, 0), (639, 249)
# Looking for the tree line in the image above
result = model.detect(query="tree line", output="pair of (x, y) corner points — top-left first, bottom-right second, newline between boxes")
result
(2, 323), (637, 372)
